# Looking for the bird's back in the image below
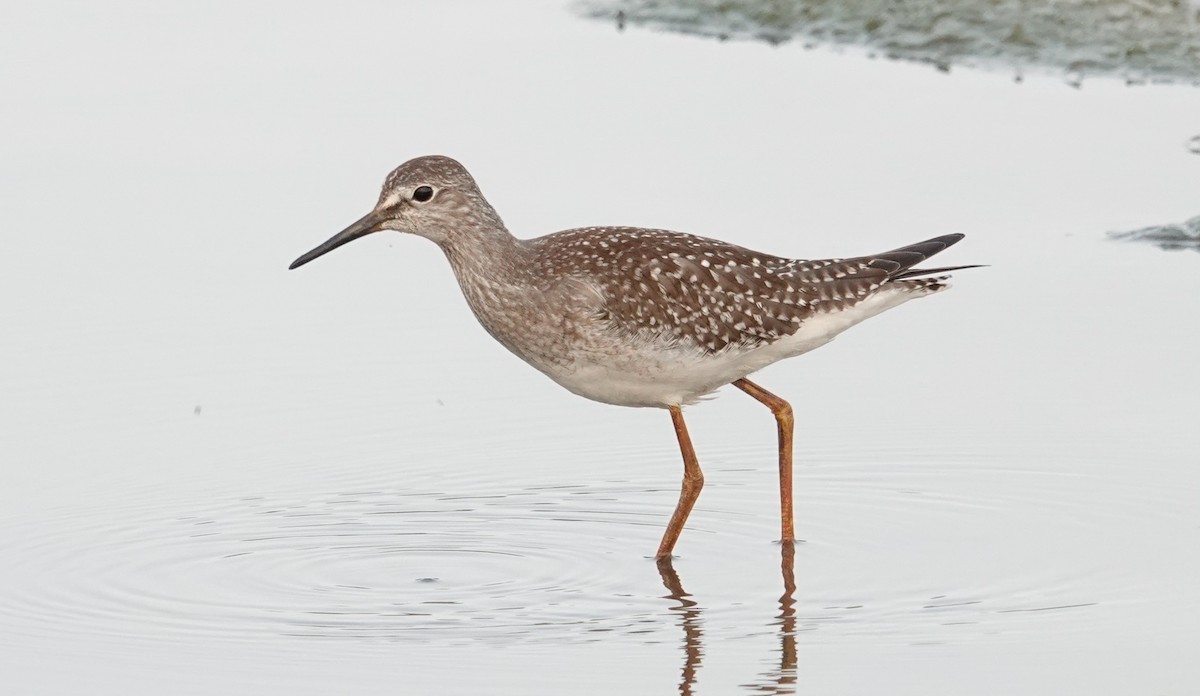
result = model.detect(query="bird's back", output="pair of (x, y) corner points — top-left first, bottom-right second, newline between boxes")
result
(530, 227), (966, 356)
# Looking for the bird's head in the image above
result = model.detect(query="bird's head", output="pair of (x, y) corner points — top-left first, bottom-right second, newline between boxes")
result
(289, 155), (502, 269)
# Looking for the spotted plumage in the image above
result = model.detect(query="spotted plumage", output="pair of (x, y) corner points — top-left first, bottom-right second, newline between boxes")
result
(531, 227), (961, 355)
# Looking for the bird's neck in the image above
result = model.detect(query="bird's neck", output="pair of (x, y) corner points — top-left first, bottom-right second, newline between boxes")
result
(439, 222), (539, 333)
(439, 224), (544, 355)
(440, 221), (531, 284)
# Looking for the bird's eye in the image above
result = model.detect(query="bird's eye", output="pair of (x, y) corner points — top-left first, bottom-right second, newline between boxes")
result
(413, 186), (434, 203)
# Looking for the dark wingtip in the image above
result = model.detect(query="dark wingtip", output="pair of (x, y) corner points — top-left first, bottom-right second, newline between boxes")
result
(871, 233), (972, 278)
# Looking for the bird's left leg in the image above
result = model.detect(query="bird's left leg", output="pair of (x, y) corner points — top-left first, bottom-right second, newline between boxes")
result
(732, 378), (795, 543)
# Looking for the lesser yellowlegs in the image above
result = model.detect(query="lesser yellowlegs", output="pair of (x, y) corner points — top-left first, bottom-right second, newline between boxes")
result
(289, 156), (976, 558)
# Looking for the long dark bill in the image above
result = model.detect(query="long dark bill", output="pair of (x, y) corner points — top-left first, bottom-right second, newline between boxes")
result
(288, 211), (385, 270)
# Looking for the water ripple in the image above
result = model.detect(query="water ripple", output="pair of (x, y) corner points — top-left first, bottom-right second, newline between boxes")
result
(1, 435), (1191, 656)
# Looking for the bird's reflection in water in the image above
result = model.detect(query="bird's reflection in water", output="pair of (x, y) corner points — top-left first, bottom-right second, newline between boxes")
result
(746, 541), (799, 694)
(656, 542), (798, 695)
(656, 557), (704, 695)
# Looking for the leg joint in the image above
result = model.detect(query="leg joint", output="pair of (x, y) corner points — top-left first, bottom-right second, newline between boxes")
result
(774, 400), (793, 426)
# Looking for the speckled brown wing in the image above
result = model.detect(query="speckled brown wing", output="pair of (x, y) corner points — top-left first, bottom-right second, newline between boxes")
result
(533, 228), (968, 355)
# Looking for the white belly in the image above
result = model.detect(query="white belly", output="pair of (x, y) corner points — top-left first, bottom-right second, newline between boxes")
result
(544, 286), (928, 407)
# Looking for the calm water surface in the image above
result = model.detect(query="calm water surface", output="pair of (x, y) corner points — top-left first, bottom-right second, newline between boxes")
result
(2, 2), (1199, 694)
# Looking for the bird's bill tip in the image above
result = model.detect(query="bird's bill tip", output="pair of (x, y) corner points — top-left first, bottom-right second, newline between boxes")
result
(288, 211), (385, 270)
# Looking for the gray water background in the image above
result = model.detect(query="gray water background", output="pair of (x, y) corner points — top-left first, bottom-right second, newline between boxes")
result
(2, 1), (1199, 694)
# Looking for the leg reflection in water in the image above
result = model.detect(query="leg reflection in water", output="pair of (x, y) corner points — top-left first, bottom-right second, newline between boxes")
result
(656, 542), (799, 696)
(746, 541), (799, 694)
(656, 557), (704, 696)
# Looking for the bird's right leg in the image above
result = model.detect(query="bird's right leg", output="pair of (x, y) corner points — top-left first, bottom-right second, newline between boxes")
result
(656, 405), (705, 559)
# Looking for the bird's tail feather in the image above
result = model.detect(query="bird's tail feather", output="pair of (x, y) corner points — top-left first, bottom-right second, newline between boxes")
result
(890, 263), (987, 280)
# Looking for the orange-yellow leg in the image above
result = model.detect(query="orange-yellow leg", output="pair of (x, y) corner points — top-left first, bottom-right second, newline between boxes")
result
(733, 378), (795, 543)
(656, 405), (705, 559)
